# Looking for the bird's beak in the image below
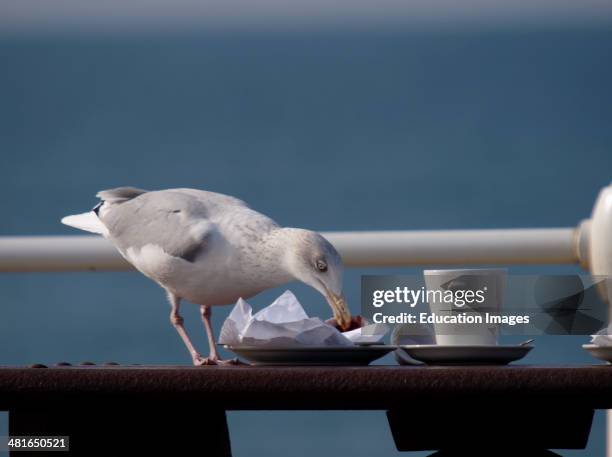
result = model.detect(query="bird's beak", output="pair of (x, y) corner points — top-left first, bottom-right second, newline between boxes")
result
(326, 290), (351, 331)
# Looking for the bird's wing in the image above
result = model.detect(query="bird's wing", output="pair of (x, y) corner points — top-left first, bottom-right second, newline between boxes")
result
(99, 189), (223, 263)
(96, 186), (148, 203)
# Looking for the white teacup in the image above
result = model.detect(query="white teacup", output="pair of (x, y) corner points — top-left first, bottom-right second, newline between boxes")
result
(423, 268), (507, 346)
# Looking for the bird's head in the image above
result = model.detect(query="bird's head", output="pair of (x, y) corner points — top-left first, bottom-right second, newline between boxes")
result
(283, 229), (351, 331)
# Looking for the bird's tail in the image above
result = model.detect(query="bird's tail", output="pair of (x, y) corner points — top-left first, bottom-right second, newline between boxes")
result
(61, 211), (108, 235)
(62, 187), (148, 235)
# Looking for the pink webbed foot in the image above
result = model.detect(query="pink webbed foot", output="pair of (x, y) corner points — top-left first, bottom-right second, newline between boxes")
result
(192, 354), (217, 366)
(192, 355), (243, 366)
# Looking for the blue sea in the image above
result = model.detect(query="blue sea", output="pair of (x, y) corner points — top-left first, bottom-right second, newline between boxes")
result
(1, 26), (611, 456)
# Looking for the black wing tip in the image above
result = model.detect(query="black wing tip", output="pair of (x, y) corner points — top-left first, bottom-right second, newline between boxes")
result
(92, 201), (104, 216)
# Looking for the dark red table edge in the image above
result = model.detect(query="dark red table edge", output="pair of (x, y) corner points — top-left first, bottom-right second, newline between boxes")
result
(1, 365), (610, 455)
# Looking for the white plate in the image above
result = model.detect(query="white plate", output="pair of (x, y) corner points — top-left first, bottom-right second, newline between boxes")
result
(224, 345), (396, 366)
(399, 344), (533, 366)
(390, 323), (435, 366)
(583, 344), (612, 364)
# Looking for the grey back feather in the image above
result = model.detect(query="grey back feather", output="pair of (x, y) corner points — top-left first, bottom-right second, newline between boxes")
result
(96, 187), (148, 203)
(99, 189), (217, 263)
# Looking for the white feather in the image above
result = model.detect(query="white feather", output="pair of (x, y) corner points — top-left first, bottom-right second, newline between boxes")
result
(61, 211), (109, 236)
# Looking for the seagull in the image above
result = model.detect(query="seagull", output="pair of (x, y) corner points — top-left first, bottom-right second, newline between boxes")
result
(62, 187), (352, 365)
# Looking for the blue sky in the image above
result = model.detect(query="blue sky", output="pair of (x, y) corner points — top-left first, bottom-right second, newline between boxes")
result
(1, 0), (612, 33)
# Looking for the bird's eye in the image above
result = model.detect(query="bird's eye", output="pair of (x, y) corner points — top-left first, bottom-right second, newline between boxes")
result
(316, 260), (328, 272)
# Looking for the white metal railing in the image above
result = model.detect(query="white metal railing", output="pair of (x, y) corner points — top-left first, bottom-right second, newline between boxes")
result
(4, 181), (612, 273)
(0, 227), (581, 272)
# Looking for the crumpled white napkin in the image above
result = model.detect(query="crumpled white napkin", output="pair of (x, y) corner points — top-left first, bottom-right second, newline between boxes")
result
(591, 325), (612, 346)
(218, 290), (388, 347)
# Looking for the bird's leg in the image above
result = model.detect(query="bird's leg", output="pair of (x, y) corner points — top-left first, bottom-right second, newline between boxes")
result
(200, 305), (241, 365)
(200, 305), (220, 362)
(167, 292), (210, 366)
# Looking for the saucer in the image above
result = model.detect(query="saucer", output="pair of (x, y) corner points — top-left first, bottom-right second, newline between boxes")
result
(399, 344), (533, 366)
(583, 344), (612, 364)
(224, 345), (396, 366)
